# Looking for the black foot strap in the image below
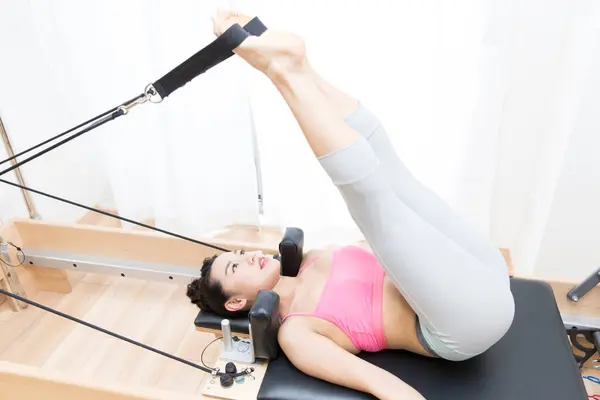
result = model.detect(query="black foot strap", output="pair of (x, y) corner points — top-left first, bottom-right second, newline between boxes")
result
(152, 17), (268, 99)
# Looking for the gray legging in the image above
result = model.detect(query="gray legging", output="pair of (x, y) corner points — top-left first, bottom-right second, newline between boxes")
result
(318, 103), (515, 361)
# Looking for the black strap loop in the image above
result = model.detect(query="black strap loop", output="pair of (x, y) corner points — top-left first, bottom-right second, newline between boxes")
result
(241, 16), (268, 37)
(153, 17), (268, 99)
(153, 23), (249, 98)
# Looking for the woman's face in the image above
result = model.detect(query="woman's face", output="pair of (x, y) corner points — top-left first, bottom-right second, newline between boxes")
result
(210, 249), (281, 312)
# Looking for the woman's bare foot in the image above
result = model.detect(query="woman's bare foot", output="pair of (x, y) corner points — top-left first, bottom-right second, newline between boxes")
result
(211, 9), (308, 79)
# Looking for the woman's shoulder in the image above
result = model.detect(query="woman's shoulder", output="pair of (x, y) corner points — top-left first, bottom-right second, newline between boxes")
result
(279, 314), (315, 342)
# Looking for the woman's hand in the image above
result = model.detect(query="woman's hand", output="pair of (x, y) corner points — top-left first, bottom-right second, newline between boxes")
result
(371, 377), (427, 400)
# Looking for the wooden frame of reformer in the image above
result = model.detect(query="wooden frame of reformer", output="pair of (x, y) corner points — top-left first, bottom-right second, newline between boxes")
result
(1, 216), (600, 399)
(0, 217), (281, 400)
(0, 218), (280, 299)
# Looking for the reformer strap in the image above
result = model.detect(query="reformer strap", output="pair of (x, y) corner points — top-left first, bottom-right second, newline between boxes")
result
(152, 17), (267, 99)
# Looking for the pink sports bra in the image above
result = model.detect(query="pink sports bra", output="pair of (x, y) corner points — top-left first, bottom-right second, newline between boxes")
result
(282, 245), (388, 352)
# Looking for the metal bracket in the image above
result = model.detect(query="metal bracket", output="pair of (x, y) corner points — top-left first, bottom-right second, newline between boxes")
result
(22, 248), (200, 285)
(563, 313), (600, 369)
(567, 267), (600, 302)
(220, 319), (255, 364)
(0, 240), (28, 309)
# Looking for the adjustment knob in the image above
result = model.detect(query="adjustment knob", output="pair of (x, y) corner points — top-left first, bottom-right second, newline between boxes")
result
(220, 374), (233, 388)
(225, 362), (237, 374)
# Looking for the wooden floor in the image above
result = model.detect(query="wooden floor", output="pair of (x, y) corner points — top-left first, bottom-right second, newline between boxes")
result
(0, 270), (219, 397)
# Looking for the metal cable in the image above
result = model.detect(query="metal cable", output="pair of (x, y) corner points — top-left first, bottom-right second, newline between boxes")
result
(0, 178), (228, 252)
(0, 110), (124, 177)
(0, 94), (145, 168)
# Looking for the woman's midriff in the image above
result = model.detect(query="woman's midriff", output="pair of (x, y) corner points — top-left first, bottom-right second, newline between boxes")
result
(381, 276), (433, 357)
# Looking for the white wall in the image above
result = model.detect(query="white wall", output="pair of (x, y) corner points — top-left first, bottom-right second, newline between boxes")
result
(533, 27), (600, 281)
(0, 1), (115, 223)
(488, 0), (600, 280)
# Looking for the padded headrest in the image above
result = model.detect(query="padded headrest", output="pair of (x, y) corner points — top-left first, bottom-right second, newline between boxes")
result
(279, 227), (304, 277)
(194, 290), (282, 336)
(194, 311), (249, 334)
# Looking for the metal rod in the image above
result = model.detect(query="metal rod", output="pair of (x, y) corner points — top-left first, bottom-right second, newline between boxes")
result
(0, 115), (40, 219)
(566, 267), (600, 302)
(22, 248), (200, 285)
(248, 98), (265, 220)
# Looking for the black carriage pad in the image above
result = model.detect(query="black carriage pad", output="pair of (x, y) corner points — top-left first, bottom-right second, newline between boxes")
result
(258, 278), (588, 400)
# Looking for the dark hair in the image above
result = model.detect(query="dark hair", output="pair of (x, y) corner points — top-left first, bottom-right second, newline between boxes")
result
(186, 254), (248, 318)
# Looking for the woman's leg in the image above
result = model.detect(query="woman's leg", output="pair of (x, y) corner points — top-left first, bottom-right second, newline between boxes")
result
(314, 73), (508, 271)
(312, 76), (515, 360)
(217, 16), (515, 361)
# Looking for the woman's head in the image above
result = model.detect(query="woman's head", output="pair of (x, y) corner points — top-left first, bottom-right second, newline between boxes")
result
(186, 249), (281, 318)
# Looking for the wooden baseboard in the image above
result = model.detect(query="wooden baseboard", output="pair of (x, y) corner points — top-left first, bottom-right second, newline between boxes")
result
(0, 361), (199, 400)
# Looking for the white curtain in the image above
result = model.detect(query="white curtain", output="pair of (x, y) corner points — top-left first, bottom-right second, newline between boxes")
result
(1, 0), (599, 280)
(0, 0), (261, 236)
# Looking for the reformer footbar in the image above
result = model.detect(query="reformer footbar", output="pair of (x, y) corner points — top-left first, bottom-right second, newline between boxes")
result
(0, 16), (268, 382)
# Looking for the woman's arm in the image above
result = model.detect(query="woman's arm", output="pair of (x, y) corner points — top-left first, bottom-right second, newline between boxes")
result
(278, 320), (425, 400)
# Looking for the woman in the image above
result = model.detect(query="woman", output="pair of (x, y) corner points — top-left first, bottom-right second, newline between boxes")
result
(187, 10), (515, 400)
